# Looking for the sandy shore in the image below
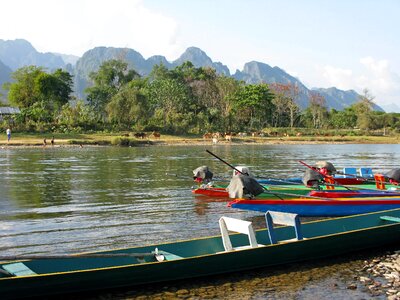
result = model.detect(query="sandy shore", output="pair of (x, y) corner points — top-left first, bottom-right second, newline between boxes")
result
(0, 134), (399, 148)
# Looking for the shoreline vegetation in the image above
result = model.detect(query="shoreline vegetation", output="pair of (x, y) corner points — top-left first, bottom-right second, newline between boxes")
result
(1, 132), (399, 148)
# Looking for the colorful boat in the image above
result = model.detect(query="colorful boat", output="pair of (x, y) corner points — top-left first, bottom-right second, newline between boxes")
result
(2, 209), (400, 299)
(258, 176), (367, 185)
(310, 189), (400, 198)
(193, 183), (400, 199)
(192, 186), (311, 198)
(228, 196), (400, 216)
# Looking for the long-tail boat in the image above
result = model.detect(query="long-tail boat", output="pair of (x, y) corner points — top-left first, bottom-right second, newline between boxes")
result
(229, 195), (400, 216)
(192, 183), (400, 199)
(1, 209), (400, 299)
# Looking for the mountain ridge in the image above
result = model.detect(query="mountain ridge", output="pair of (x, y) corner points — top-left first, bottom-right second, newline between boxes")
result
(0, 39), (385, 111)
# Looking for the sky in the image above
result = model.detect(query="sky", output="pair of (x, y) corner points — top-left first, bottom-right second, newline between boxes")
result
(0, 0), (399, 110)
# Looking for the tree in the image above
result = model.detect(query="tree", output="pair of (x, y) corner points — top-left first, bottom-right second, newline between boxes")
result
(305, 92), (328, 128)
(232, 84), (275, 131)
(35, 69), (73, 112)
(6, 66), (73, 123)
(215, 76), (242, 131)
(147, 77), (192, 133)
(269, 83), (300, 128)
(353, 88), (375, 130)
(329, 107), (357, 129)
(57, 101), (99, 131)
(106, 79), (149, 129)
(86, 59), (140, 116)
(7, 66), (45, 108)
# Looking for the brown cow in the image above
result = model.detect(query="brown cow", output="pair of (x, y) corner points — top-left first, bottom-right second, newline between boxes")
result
(134, 132), (147, 139)
(151, 131), (161, 139)
(203, 132), (212, 139)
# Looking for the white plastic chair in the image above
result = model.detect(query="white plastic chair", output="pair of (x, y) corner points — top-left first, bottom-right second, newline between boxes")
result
(265, 211), (303, 244)
(219, 216), (262, 251)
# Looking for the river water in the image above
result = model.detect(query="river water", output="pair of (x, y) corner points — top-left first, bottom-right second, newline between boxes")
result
(1, 143), (399, 299)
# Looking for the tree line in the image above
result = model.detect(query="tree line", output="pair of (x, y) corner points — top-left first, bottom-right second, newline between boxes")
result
(2, 59), (400, 135)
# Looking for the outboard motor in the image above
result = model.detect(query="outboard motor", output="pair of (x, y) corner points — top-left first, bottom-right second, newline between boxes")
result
(302, 168), (323, 189)
(387, 168), (400, 185)
(227, 174), (264, 199)
(193, 166), (213, 184)
(315, 161), (336, 176)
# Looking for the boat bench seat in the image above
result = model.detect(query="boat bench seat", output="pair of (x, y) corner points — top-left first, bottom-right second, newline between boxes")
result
(157, 250), (183, 261)
(380, 216), (400, 223)
(1, 262), (37, 277)
(151, 249), (183, 261)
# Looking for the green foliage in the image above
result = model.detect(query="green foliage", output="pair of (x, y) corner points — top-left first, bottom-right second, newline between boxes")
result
(146, 77), (193, 133)
(231, 84), (275, 131)
(3, 59), (398, 135)
(106, 79), (149, 129)
(7, 66), (45, 107)
(86, 59), (140, 115)
(328, 107), (357, 129)
(56, 101), (99, 132)
(6, 66), (73, 125)
(269, 83), (301, 128)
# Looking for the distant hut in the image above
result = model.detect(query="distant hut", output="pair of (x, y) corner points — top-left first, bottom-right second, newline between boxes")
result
(0, 107), (21, 121)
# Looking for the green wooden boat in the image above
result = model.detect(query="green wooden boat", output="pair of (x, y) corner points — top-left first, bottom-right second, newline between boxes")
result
(2, 209), (400, 299)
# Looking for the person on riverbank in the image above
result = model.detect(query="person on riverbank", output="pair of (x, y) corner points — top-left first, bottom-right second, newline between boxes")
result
(6, 128), (11, 142)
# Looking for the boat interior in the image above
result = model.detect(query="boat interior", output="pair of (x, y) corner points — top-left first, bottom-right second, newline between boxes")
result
(1, 209), (400, 279)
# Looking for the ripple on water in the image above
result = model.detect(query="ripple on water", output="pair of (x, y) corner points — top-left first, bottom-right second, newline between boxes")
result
(1, 145), (400, 298)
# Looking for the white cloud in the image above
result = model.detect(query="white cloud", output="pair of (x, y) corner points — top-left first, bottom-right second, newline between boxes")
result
(0, 0), (182, 59)
(358, 56), (400, 94)
(317, 57), (400, 106)
(321, 66), (354, 90)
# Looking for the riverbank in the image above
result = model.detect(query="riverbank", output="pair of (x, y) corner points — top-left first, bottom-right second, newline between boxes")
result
(1, 132), (400, 147)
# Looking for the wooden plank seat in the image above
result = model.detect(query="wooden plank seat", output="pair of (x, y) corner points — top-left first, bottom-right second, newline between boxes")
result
(152, 248), (183, 261)
(380, 216), (400, 223)
(1, 262), (37, 277)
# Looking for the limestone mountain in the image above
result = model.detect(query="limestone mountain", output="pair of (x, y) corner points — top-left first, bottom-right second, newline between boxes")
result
(0, 59), (12, 103)
(0, 38), (385, 111)
(73, 46), (230, 97)
(313, 87), (384, 112)
(73, 46), (176, 97)
(233, 61), (310, 108)
(172, 47), (230, 75)
(0, 39), (65, 70)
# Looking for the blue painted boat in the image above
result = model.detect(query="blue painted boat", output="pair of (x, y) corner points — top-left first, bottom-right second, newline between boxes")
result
(229, 196), (400, 216)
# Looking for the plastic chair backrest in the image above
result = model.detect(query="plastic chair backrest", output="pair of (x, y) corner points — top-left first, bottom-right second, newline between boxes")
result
(219, 216), (258, 251)
(360, 167), (374, 178)
(343, 167), (357, 178)
(265, 211), (303, 244)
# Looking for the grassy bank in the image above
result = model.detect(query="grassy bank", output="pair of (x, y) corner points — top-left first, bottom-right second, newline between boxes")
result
(1, 132), (400, 147)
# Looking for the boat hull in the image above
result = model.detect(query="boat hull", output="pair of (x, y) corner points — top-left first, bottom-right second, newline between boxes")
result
(193, 184), (400, 199)
(2, 209), (400, 299)
(229, 198), (400, 216)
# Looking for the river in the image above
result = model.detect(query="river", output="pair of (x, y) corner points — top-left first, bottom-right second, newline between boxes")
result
(1, 143), (399, 299)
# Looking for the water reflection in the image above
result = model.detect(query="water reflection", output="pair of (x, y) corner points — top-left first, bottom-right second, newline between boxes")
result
(1, 144), (400, 296)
